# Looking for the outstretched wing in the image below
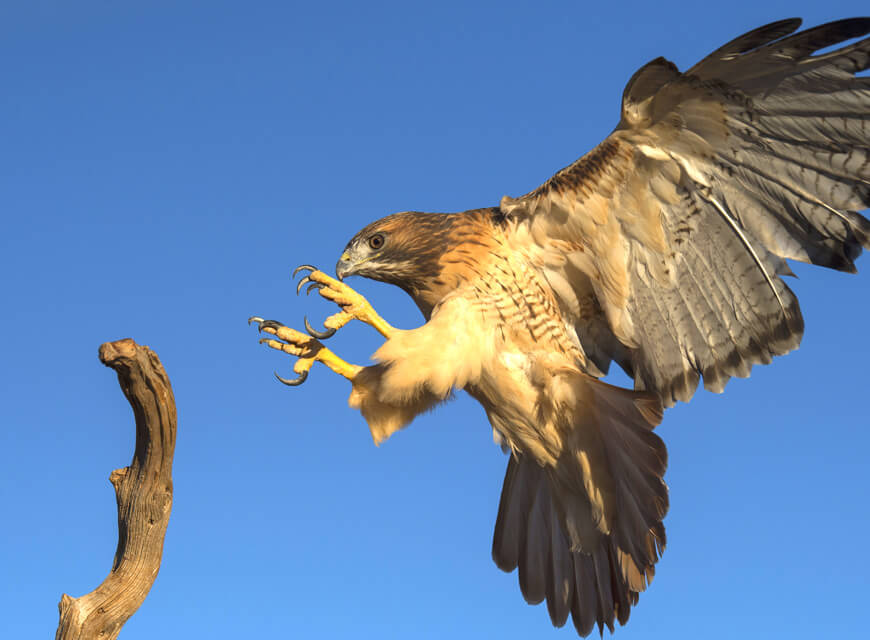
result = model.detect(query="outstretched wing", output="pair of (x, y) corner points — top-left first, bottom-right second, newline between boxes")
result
(501, 18), (870, 406)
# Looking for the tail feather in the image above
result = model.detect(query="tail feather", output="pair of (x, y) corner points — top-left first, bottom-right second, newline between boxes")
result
(492, 377), (667, 636)
(546, 508), (575, 627)
(571, 551), (599, 636)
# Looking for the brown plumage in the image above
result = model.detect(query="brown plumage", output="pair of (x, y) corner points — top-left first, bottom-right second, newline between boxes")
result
(269, 18), (870, 637)
(340, 206), (670, 634)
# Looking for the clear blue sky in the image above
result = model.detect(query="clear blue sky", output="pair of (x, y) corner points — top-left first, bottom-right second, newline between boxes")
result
(2, 2), (868, 638)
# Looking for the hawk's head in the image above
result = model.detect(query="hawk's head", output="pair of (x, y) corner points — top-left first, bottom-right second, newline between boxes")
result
(335, 211), (453, 290)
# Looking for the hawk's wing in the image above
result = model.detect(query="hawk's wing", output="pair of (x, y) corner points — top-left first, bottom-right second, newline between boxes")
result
(501, 18), (870, 406)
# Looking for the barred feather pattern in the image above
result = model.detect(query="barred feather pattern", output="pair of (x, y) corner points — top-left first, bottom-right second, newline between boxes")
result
(335, 18), (870, 639)
(501, 17), (870, 406)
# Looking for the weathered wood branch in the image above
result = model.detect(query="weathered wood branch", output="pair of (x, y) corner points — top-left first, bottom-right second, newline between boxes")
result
(56, 339), (177, 640)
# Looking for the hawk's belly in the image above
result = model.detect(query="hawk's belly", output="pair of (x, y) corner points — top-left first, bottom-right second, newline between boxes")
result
(467, 345), (582, 467)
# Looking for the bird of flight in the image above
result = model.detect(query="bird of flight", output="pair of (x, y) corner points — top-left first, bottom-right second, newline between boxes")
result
(250, 18), (870, 636)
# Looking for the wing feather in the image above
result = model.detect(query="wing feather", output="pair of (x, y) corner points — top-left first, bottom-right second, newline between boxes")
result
(502, 18), (870, 404)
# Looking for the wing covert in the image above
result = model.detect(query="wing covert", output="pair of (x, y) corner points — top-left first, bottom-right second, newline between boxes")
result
(501, 18), (870, 405)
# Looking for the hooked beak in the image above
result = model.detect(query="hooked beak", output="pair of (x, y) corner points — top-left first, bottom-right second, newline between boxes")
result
(335, 251), (353, 281)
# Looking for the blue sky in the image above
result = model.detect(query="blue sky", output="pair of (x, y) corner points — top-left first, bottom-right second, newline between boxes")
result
(2, 2), (868, 638)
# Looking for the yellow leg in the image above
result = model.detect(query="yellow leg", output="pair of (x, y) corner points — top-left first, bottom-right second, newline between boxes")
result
(295, 266), (396, 339)
(249, 317), (362, 385)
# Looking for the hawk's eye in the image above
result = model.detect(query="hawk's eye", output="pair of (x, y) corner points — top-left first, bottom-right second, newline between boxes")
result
(368, 233), (385, 250)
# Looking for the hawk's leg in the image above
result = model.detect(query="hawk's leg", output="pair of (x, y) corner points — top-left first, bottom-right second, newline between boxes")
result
(294, 265), (396, 339)
(248, 317), (362, 386)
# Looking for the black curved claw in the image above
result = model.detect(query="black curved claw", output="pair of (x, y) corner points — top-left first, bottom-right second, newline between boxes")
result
(248, 316), (270, 332)
(293, 264), (317, 278)
(304, 315), (336, 339)
(296, 275), (311, 295)
(296, 274), (326, 296)
(251, 318), (285, 333)
(274, 369), (308, 386)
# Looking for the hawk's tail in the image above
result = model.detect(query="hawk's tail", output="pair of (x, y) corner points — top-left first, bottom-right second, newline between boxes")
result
(492, 377), (668, 636)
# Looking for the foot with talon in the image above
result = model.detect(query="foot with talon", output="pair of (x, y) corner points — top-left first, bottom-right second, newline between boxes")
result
(248, 316), (362, 386)
(293, 265), (396, 339)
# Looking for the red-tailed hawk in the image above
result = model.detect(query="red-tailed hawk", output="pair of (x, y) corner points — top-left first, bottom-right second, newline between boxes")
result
(251, 18), (870, 636)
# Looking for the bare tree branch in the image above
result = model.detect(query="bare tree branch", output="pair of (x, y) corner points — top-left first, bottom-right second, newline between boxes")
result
(56, 339), (177, 640)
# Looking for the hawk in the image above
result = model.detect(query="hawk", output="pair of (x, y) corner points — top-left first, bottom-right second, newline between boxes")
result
(251, 18), (870, 636)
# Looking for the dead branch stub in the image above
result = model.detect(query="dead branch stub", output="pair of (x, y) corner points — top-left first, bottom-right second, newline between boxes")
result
(56, 339), (177, 640)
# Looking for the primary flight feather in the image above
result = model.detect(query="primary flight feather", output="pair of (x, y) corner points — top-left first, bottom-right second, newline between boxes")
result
(251, 17), (870, 636)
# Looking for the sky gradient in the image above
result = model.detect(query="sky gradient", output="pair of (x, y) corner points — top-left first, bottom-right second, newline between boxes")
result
(2, 2), (868, 638)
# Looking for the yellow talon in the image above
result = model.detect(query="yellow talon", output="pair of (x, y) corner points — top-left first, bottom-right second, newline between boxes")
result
(251, 264), (396, 386)
(253, 318), (362, 383)
(299, 268), (396, 338)
(315, 348), (363, 380)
